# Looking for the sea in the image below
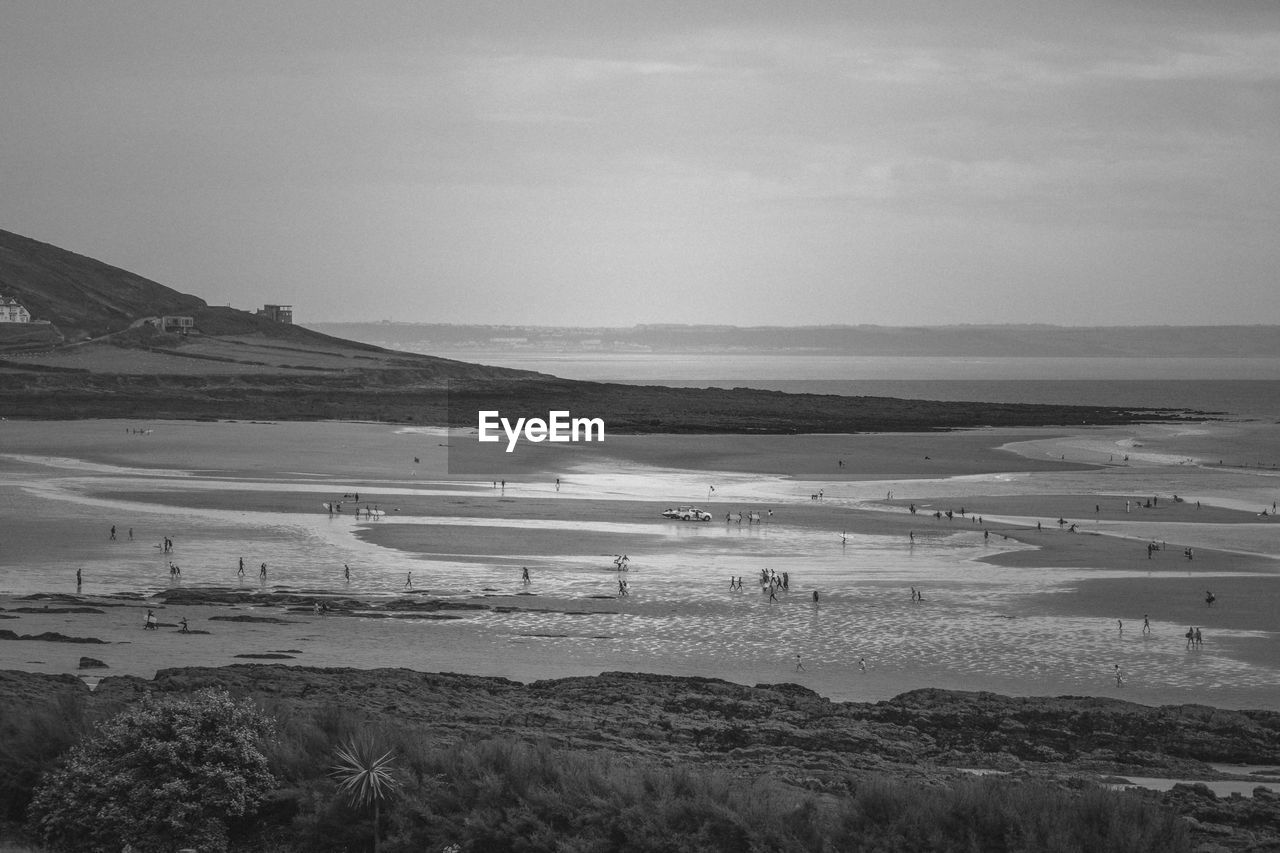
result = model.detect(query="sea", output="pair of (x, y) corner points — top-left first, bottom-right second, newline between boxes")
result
(422, 351), (1280, 419)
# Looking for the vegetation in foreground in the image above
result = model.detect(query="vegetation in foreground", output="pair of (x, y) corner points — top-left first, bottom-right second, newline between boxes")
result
(0, 690), (1196, 853)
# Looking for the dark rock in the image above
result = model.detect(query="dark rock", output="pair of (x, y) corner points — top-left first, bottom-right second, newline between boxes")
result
(0, 629), (108, 644)
(11, 606), (106, 614)
(210, 615), (300, 624)
(78, 656), (108, 669)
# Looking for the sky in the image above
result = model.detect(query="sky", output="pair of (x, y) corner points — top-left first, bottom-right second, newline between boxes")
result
(2, 1), (1279, 327)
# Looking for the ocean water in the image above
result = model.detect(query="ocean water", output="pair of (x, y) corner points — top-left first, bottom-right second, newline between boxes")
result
(429, 350), (1280, 419)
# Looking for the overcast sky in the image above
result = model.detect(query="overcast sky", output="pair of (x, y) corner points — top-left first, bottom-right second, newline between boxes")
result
(3, 1), (1278, 326)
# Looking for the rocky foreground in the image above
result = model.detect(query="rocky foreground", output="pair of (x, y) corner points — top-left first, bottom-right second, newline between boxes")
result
(2, 666), (1279, 850)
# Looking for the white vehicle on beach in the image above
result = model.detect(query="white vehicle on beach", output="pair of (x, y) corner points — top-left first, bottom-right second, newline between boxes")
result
(662, 505), (713, 521)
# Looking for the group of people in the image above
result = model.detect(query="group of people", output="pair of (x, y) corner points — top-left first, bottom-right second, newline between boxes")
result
(324, 496), (385, 519)
(142, 609), (191, 633)
(235, 557), (269, 580)
(725, 510), (768, 524)
(1114, 601), (1221, 685)
(760, 568), (790, 602)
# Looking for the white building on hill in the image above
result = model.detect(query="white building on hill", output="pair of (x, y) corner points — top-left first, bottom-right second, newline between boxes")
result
(0, 296), (31, 323)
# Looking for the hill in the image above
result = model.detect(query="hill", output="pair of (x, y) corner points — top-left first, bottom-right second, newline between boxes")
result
(0, 229), (206, 343)
(0, 228), (1181, 429)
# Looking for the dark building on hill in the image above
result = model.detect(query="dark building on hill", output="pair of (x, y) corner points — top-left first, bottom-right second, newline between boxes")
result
(257, 304), (293, 324)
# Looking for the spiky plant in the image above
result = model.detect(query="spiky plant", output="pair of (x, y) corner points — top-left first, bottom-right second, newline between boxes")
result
(330, 736), (400, 853)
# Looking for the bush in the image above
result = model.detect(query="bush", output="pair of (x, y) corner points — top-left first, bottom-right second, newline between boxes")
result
(26, 688), (276, 853)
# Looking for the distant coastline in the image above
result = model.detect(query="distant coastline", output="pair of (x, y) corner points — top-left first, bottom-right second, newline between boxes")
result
(309, 321), (1280, 359)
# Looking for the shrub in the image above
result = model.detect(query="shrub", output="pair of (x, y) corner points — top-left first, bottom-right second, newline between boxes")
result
(255, 708), (1194, 853)
(26, 688), (275, 853)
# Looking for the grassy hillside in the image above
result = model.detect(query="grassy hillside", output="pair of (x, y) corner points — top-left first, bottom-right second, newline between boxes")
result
(0, 229), (206, 342)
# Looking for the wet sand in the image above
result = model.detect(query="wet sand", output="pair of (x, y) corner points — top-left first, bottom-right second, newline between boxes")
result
(1, 418), (1277, 709)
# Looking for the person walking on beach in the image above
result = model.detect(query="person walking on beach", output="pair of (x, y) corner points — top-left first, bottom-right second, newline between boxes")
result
(76, 568), (82, 590)
(1117, 619), (1123, 635)
(522, 566), (531, 583)
(1195, 627), (1203, 648)
(344, 563), (350, 582)
(794, 654), (805, 672)
(144, 609), (157, 630)
(110, 525), (116, 541)
(405, 572), (413, 589)
(179, 617), (189, 634)
(1205, 590), (1216, 606)
(859, 657), (867, 673)
(1186, 627), (1195, 649)
(1114, 664), (1125, 687)
(812, 590), (819, 603)
(237, 557), (244, 577)
(128, 528), (133, 540)
(1142, 614), (1151, 634)
(260, 562), (267, 580)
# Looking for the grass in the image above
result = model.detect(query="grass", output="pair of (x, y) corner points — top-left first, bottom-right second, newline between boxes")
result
(3, 697), (1195, 853)
(263, 710), (1191, 853)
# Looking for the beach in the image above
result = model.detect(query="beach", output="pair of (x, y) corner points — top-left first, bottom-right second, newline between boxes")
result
(1, 417), (1278, 710)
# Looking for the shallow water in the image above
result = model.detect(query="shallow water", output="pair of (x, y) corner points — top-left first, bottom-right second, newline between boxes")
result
(0, 418), (1277, 708)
